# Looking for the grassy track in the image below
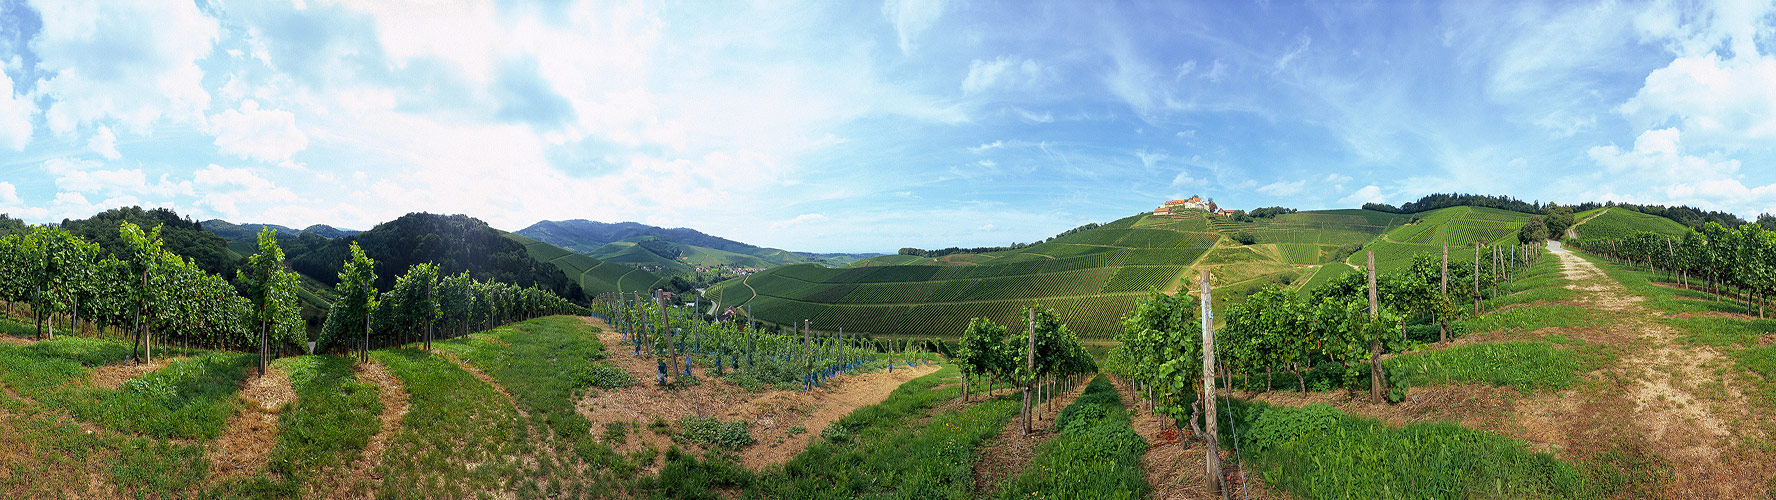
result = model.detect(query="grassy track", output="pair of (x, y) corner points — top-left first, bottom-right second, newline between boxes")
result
(1226, 401), (1594, 499)
(994, 375), (1147, 499)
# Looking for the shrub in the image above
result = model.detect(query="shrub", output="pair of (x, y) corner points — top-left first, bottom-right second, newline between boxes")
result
(679, 416), (755, 449)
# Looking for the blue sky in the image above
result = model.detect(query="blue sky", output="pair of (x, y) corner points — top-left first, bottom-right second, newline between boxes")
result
(0, 0), (1774, 253)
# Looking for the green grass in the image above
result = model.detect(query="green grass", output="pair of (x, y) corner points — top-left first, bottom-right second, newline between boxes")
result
(0, 391), (209, 498)
(1227, 400), (1595, 499)
(266, 355), (383, 483)
(1386, 340), (1611, 392)
(433, 315), (617, 448)
(750, 365), (1021, 498)
(370, 348), (532, 499)
(994, 375), (1147, 499)
(0, 337), (254, 440)
(1454, 305), (1599, 337)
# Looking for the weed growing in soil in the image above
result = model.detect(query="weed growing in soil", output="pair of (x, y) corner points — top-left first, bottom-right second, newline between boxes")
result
(996, 375), (1148, 499)
(1225, 399), (1594, 499)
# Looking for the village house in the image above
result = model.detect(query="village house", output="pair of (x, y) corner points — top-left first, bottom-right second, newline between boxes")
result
(1153, 196), (1218, 216)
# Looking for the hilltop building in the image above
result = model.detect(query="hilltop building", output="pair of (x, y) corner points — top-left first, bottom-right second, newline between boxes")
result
(1153, 196), (1217, 216)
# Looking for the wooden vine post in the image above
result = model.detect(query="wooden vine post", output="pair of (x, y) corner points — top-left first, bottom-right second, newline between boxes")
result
(1473, 242), (1482, 314)
(1199, 269), (1227, 499)
(1368, 251), (1382, 403)
(658, 291), (673, 383)
(1021, 306), (1036, 436)
(1440, 242), (1449, 343)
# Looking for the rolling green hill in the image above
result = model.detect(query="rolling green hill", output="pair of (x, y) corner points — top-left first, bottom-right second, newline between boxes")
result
(1341, 206), (1534, 274)
(515, 219), (871, 273)
(503, 232), (668, 295)
(1571, 207), (1691, 240)
(710, 209), (1415, 339)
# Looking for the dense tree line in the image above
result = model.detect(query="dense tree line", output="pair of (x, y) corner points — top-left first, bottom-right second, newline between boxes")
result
(60, 206), (239, 277)
(290, 212), (586, 302)
(1359, 193), (1745, 232)
(1362, 193), (1547, 215)
(1226, 206), (1298, 222)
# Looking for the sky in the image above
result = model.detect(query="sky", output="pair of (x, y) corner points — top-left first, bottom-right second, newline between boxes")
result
(0, 0), (1773, 253)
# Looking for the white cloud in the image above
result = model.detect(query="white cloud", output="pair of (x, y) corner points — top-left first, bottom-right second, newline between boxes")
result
(208, 100), (309, 163)
(1585, 127), (1776, 215)
(1135, 150), (1167, 169)
(969, 140), (1007, 153)
(1013, 107), (1053, 123)
(1620, 53), (1776, 151)
(1274, 33), (1312, 71)
(882, 0), (946, 54)
(773, 213), (827, 229)
(88, 125), (119, 160)
(44, 157), (192, 198)
(1258, 179), (1309, 197)
(962, 56), (1045, 94)
(192, 165), (301, 219)
(0, 68), (33, 151)
(1173, 60), (1196, 81)
(0, 182), (21, 207)
(31, 0), (219, 135)
(1339, 185), (1385, 205)
(1171, 171), (1206, 187)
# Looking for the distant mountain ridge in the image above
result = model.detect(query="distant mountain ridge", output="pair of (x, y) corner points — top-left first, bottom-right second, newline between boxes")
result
(515, 219), (879, 271)
(517, 220), (761, 254)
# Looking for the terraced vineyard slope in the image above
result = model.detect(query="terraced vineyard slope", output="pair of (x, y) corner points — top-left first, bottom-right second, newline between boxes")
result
(503, 232), (667, 295)
(709, 210), (1412, 339)
(1569, 207), (1691, 240)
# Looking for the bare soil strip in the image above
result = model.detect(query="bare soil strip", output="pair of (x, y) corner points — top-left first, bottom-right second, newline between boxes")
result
(575, 317), (938, 472)
(208, 366), (296, 479)
(317, 359), (410, 499)
(88, 359), (170, 390)
(1111, 377), (1277, 500)
(971, 377), (1092, 497)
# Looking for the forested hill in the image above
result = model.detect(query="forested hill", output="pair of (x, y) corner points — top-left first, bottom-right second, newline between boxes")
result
(518, 220), (759, 254)
(61, 207), (238, 276)
(288, 212), (586, 302)
(516, 219), (866, 269)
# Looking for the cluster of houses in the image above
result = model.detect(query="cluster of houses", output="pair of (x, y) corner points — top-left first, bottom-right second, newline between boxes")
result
(1153, 196), (1240, 217)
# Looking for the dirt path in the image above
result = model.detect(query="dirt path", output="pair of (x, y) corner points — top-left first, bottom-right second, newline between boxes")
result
(1248, 243), (1772, 497)
(575, 317), (938, 472)
(1541, 241), (1769, 496)
(972, 377), (1093, 497)
(1111, 377), (1277, 500)
(208, 366), (296, 479)
(312, 360), (410, 500)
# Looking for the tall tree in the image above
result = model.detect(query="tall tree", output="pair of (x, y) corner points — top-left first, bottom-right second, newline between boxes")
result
(1544, 205), (1576, 239)
(1518, 216), (1549, 244)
